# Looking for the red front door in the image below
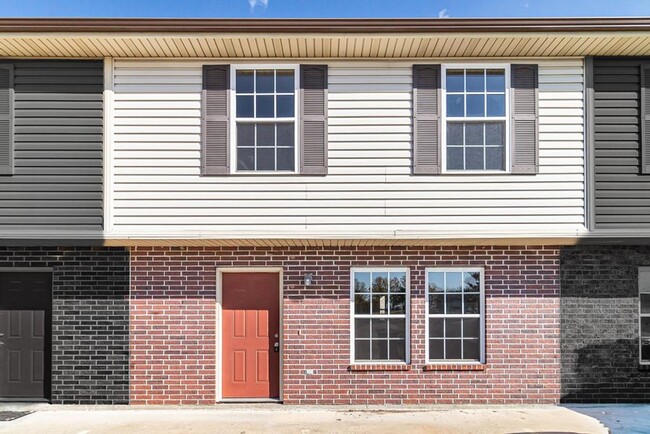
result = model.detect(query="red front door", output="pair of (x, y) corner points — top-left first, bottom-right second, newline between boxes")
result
(222, 272), (280, 399)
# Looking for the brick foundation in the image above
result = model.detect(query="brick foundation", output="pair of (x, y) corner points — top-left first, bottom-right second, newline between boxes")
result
(130, 245), (560, 405)
(0, 246), (130, 404)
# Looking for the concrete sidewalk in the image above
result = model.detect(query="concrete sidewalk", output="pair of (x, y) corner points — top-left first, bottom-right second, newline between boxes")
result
(0, 404), (607, 434)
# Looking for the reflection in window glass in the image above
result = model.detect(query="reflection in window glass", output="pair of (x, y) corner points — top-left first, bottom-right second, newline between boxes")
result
(353, 270), (408, 363)
(427, 269), (483, 362)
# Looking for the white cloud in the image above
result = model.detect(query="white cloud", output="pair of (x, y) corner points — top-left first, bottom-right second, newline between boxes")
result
(249, 0), (269, 9)
(438, 8), (450, 18)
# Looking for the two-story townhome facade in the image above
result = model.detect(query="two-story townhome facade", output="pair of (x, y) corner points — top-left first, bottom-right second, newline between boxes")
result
(0, 17), (650, 405)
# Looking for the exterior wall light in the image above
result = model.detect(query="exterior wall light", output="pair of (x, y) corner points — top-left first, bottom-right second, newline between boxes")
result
(303, 273), (313, 286)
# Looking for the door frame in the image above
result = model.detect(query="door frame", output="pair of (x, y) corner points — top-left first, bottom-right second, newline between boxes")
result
(0, 267), (53, 402)
(215, 267), (284, 402)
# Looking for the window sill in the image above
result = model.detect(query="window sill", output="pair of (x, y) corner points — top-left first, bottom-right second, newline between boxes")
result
(349, 364), (411, 372)
(423, 364), (486, 371)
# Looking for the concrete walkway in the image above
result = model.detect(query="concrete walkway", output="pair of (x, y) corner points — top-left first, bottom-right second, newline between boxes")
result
(0, 404), (607, 434)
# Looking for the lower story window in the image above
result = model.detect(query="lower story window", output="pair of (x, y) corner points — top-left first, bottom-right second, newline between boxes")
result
(426, 268), (484, 363)
(640, 267), (650, 364)
(352, 268), (408, 363)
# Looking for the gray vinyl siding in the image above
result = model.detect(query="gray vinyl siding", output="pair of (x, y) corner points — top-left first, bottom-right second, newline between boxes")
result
(593, 57), (650, 228)
(0, 60), (103, 232)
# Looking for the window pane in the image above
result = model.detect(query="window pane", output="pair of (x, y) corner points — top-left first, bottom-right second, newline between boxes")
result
(429, 318), (444, 338)
(372, 294), (389, 315)
(389, 319), (405, 339)
(446, 294), (462, 314)
(429, 339), (444, 359)
(237, 123), (255, 147)
(446, 339), (462, 359)
(372, 318), (388, 338)
(429, 272), (445, 292)
(277, 148), (294, 171)
(256, 70), (274, 93)
(465, 123), (484, 146)
(277, 123), (295, 147)
(463, 339), (480, 360)
(355, 319), (371, 339)
(485, 122), (504, 146)
(389, 294), (406, 314)
(355, 272), (371, 293)
(640, 269), (650, 293)
(486, 69), (505, 92)
(446, 318), (462, 338)
(355, 339), (370, 360)
(276, 70), (295, 93)
(642, 294), (650, 314)
(447, 123), (463, 146)
(372, 340), (389, 360)
(466, 69), (484, 92)
(487, 94), (505, 117)
(467, 94), (485, 117)
(447, 69), (464, 92)
(256, 124), (275, 147)
(486, 147), (504, 171)
(446, 272), (463, 292)
(236, 70), (254, 93)
(429, 294), (444, 315)
(237, 148), (254, 171)
(354, 294), (370, 314)
(464, 318), (480, 339)
(464, 294), (480, 314)
(447, 147), (464, 170)
(642, 317), (650, 338)
(464, 272), (480, 291)
(256, 95), (274, 117)
(276, 95), (294, 117)
(236, 95), (254, 117)
(390, 272), (406, 293)
(643, 338), (650, 362)
(373, 272), (389, 293)
(465, 147), (484, 170)
(389, 340), (405, 361)
(256, 148), (275, 171)
(447, 94), (464, 117)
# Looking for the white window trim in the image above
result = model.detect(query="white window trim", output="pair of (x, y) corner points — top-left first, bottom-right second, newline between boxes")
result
(349, 267), (410, 365)
(229, 64), (300, 175)
(425, 267), (486, 364)
(441, 63), (511, 174)
(639, 267), (650, 365)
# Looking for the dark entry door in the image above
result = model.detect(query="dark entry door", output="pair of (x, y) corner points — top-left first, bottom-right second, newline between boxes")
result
(0, 272), (51, 401)
(222, 272), (280, 399)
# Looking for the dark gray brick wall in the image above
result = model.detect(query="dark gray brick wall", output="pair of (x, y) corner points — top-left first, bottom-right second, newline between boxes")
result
(0, 246), (129, 404)
(561, 246), (650, 402)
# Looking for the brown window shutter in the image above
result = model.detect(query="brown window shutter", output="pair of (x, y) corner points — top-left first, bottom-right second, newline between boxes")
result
(0, 64), (13, 176)
(300, 65), (328, 175)
(201, 65), (230, 175)
(641, 64), (650, 174)
(412, 64), (441, 175)
(511, 64), (539, 174)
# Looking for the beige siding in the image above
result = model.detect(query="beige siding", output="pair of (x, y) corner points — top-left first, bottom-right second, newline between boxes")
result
(109, 59), (585, 238)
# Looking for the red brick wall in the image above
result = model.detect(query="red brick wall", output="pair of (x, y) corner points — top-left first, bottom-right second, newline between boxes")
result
(130, 245), (560, 405)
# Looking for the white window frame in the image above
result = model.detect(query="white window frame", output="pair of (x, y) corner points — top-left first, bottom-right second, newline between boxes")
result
(441, 64), (511, 174)
(639, 267), (650, 365)
(425, 267), (486, 364)
(349, 267), (410, 365)
(229, 64), (300, 174)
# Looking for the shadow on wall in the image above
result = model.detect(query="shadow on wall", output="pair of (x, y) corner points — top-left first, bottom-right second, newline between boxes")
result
(561, 246), (650, 403)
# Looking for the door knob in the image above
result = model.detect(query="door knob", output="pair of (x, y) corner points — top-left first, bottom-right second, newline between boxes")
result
(274, 342), (279, 352)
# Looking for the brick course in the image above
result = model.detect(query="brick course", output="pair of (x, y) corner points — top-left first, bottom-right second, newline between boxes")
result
(130, 245), (560, 405)
(0, 246), (130, 404)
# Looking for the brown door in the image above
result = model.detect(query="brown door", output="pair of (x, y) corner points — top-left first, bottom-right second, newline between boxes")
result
(222, 272), (280, 399)
(0, 272), (51, 401)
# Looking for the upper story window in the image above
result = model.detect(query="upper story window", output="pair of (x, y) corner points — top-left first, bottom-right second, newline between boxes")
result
(443, 66), (509, 172)
(640, 267), (650, 364)
(351, 268), (409, 364)
(233, 66), (298, 173)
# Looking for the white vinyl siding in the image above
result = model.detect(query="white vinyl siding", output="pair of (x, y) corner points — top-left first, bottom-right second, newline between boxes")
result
(109, 59), (584, 238)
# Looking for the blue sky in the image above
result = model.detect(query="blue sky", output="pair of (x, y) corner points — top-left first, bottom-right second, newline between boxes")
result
(0, 0), (648, 19)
